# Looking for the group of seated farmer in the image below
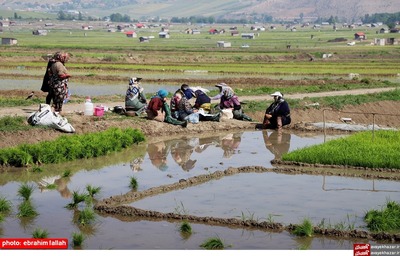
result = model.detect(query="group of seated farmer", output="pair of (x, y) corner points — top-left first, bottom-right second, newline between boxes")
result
(124, 76), (291, 130)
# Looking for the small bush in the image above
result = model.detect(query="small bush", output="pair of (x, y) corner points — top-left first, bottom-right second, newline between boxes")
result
(179, 220), (192, 234)
(129, 176), (138, 190)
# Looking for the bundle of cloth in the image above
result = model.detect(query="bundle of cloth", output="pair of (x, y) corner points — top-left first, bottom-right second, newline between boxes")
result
(27, 104), (75, 133)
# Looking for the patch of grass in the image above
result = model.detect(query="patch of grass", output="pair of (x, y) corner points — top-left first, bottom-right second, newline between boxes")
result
(364, 200), (400, 232)
(240, 209), (257, 221)
(0, 196), (12, 214)
(30, 166), (44, 173)
(86, 185), (101, 198)
(45, 184), (57, 190)
(179, 220), (192, 234)
(17, 183), (35, 201)
(174, 200), (189, 215)
(293, 218), (314, 237)
(72, 232), (85, 247)
(17, 200), (38, 218)
(0, 127), (146, 167)
(200, 236), (226, 250)
(282, 130), (400, 169)
(129, 176), (138, 190)
(62, 170), (71, 177)
(66, 191), (88, 209)
(77, 207), (96, 226)
(32, 228), (49, 238)
(0, 116), (30, 132)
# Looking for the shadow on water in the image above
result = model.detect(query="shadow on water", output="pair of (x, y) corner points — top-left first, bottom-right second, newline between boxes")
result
(0, 129), (398, 249)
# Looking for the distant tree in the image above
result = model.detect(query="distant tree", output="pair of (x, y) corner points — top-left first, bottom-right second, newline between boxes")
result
(78, 12), (83, 21)
(58, 11), (67, 20)
(14, 12), (18, 19)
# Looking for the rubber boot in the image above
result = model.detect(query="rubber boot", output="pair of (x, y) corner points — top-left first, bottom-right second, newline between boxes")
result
(242, 113), (253, 122)
(163, 102), (187, 127)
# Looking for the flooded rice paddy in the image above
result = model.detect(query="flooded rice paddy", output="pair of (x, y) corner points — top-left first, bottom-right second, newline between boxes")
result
(0, 130), (399, 249)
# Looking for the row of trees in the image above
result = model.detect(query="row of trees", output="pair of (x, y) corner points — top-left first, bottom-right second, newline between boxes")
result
(361, 12), (400, 29)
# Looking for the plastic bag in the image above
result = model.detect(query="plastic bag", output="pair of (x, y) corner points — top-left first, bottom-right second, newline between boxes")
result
(27, 104), (75, 133)
(185, 112), (200, 124)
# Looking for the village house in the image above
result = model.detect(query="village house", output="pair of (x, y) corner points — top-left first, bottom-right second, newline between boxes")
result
(158, 32), (170, 38)
(217, 41), (231, 48)
(241, 33), (256, 39)
(139, 36), (149, 43)
(354, 32), (366, 40)
(209, 28), (219, 34)
(191, 29), (200, 35)
(379, 28), (388, 34)
(125, 31), (137, 38)
(231, 31), (239, 36)
(1, 37), (17, 45)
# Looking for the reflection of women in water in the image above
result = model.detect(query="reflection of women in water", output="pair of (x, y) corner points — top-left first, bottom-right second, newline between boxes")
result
(263, 130), (291, 160)
(220, 132), (242, 158)
(147, 141), (169, 171)
(171, 139), (197, 171)
(130, 157), (144, 172)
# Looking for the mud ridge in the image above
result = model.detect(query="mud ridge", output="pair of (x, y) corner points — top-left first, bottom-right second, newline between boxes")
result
(94, 166), (400, 242)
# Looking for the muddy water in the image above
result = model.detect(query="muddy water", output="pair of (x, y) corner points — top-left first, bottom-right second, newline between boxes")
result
(0, 130), (398, 249)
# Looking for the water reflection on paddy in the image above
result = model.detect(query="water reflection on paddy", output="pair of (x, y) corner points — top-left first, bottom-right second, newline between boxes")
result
(0, 130), (398, 250)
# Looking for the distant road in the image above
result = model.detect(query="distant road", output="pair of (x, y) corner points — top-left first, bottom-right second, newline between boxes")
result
(0, 87), (397, 117)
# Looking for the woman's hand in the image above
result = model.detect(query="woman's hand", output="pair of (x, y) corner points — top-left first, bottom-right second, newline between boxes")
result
(265, 114), (272, 119)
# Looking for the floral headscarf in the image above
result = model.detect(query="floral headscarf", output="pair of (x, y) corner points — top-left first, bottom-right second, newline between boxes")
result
(126, 77), (143, 101)
(222, 86), (235, 99)
(53, 52), (70, 64)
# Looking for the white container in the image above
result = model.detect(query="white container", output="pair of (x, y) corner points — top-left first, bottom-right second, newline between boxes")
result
(84, 97), (94, 116)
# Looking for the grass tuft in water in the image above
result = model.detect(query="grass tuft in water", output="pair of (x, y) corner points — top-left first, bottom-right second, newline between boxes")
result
(77, 207), (96, 226)
(0, 196), (12, 214)
(364, 200), (400, 232)
(86, 185), (101, 198)
(179, 220), (192, 234)
(200, 236), (226, 250)
(66, 191), (88, 209)
(293, 218), (314, 237)
(32, 228), (49, 238)
(72, 232), (85, 247)
(129, 176), (138, 190)
(17, 200), (38, 218)
(17, 183), (35, 201)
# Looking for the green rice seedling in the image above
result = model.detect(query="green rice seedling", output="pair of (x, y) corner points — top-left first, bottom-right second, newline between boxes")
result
(77, 207), (96, 226)
(72, 232), (85, 247)
(45, 184), (57, 190)
(173, 200), (189, 215)
(66, 191), (88, 209)
(179, 220), (192, 234)
(364, 200), (400, 232)
(17, 183), (35, 201)
(62, 170), (71, 177)
(17, 200), (38, 218)
(30, 166), (43, 173)
(86, 185), (101, 198)
(293, 218), (314, 237)
(200, 236), (226, 250)
(240, 210), (257, 221)
(129, 176), (138, 190)
(32, 228), (49, 238)
(0, 196), (12, 214)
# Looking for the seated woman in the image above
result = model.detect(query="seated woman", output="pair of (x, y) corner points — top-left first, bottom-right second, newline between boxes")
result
(146, 89), (187, 127)
(262, 91), (291, 130)
(125, 77), (147, 116)
(215, 84), (252, 121)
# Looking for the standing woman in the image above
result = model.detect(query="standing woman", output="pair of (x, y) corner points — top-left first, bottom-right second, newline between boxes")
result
(48, 52), (71, 114)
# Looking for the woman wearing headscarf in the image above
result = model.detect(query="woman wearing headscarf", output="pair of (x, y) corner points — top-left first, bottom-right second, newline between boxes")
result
(146, 89), (187, 127)
(262, 91), (291, 130)
(47, 52), (71, 113)
(125, 77), (147, 116)
(216, 83), (253, 121)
